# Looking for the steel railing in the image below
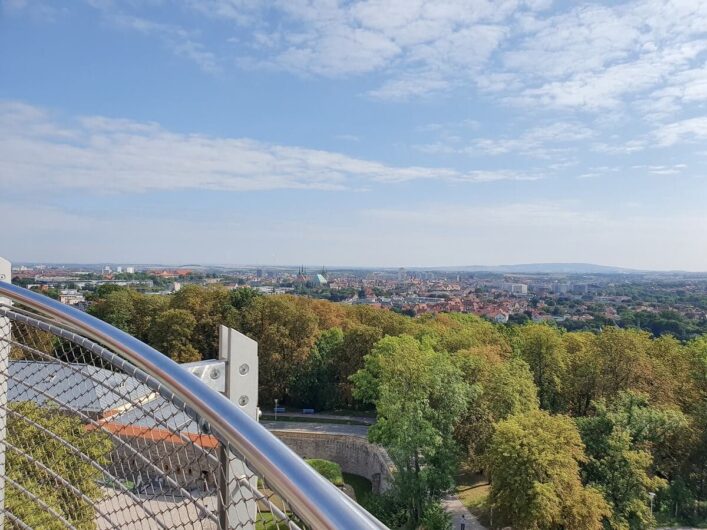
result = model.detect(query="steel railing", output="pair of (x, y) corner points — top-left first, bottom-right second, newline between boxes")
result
(0, 282), (386, 530)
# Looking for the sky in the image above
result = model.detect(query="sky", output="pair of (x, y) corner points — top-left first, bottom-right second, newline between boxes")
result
(1, 0), (706, 270)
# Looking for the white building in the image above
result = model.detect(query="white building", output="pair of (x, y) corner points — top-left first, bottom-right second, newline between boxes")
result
(126, 267), (135, 274)
(502, 282), (528, 296)
(59, 289), (85, 306)
(553, 282), (571, 295)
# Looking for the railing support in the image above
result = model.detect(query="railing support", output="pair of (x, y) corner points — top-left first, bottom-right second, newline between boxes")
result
(0, 257), (11, 528)
(218, 325), (259, 530)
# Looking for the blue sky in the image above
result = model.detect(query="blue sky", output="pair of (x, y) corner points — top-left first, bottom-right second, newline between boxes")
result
(1, 0), (706, 270)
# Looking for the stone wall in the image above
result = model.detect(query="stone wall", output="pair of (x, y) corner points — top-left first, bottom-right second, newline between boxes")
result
(271, 430), (394, 493)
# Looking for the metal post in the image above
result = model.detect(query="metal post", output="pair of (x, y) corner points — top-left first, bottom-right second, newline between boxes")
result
(218, 325), (258, 530)
(0, 257), (11, 528)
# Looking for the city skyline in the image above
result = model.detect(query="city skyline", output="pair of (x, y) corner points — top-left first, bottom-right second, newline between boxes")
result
(7, 260), (707, 274)
(2, 1), (707, 270)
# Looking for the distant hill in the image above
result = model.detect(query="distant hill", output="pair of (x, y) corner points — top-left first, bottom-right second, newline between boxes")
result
(438, 263), (643, 274)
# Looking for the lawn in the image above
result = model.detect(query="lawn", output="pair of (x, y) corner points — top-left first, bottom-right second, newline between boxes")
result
(306, 458), (344, 486)
(306, 458), (373, 503)
(456, 465), (492, 527)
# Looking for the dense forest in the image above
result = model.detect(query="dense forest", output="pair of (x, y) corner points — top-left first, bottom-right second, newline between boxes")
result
(87, 284), (707, 530)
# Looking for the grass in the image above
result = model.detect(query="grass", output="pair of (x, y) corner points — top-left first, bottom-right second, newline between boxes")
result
(455, 465), (492, 527)
(306, 458), (344, 486)
(342, 472), (372, 501)
(255, 513), (290, 530)
(261, 414), (369, 425)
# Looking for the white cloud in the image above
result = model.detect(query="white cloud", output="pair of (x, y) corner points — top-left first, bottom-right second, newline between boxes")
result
(101, 12), (221, 73)
(630, 163), (687, 176)
(592, 139), (648, 155)
(194, 0), (545, 99)
(654, 117), (707, 146)
(497, 1), (707, 113)
(0, 101), (532, 193)
(219, 0), (707, 110)
(57, 0), (707, 111)
(468, 122), (595, 157)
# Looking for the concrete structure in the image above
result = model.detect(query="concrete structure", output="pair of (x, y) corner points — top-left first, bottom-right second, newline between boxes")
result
(271, 430), (394, 494)
(218, 325), (258, 530)
(502, 282), (528, 295)
(553, 282), (571, 295)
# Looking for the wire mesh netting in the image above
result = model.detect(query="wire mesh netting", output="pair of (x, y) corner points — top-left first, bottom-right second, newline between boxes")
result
(0, 303), (304, 530)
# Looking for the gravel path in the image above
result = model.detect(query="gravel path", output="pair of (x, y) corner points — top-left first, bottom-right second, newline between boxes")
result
(441, 494), (487, 530)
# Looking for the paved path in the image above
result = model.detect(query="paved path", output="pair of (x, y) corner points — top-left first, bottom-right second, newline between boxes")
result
(262, 412), (375, 425)
(262, 420), (370, 437)
(441, 494), (486, 530)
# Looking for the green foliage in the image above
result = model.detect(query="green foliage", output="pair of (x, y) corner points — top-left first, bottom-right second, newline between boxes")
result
(419, 502), (452, 530)
(352, 335), (469, 527)
(6, 402), (113, 529)
(82, 285), (707, 526)
(486, 409), (610, 530)
(229, 286), (262, 311)
(515, 324), (567, 411)
(169, 284), (239, 358)
(334, 324), (383, 408)
(148, 308), (201, 362)
(454, 353), (538, 471)
(289, 327), (343, 408)
(576, 392), (685, 530)
(241, 295), (320, 403)
(306, 459), (344, 486)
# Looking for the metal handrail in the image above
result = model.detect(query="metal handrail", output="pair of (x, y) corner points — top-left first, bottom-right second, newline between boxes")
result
(0, 283), (386, 530)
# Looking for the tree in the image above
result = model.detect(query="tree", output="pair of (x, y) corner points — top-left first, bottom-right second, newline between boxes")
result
(516, 324), (567, 411)
(483, 357), (539, 421)
(561, 332), (602, 416)
(333, 324), (382, 408)
(454, 353), (539, 471)
(576, 392), (681, 530)
(6, 402), (113, 529)
(169, 285), (239, 359)
(593, 328), (655, 403)
(351, 335), (469, 527)
(678, 336), (707, 519)
(240, 295), (319, 403)
(229, 286), (262, 311)
(128, 293), (168, 343)
(486, 409), (609, 530)
(148, 308), (201, 363)
(289, 327), (343, 408)
(420, 313), (511, 355)
(88, 289), (136, 334)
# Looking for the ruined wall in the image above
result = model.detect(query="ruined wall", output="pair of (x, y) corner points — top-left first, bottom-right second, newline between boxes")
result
(271, 430), (394, 493)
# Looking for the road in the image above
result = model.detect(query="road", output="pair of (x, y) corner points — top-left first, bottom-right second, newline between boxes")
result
(261, 412), (375, 425)
(262, 420), (369, 437)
